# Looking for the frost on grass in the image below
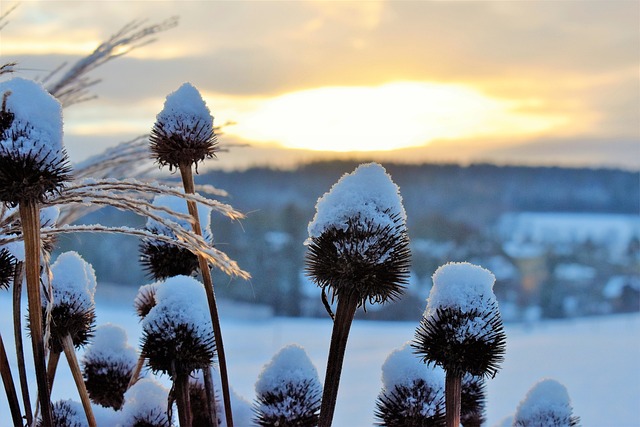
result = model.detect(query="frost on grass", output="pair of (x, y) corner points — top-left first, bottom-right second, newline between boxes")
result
(145, 193), (212, 239)
(513, 379), (580, 427)
(254, 344), (322, 427)
(47, 251), (97, 352)
(119, 377), (172, 427)
(1, 205), (60, 261)
(82, 323), (139, 410)
(375, 342), (445, 426)
(141, 275), (215, 376)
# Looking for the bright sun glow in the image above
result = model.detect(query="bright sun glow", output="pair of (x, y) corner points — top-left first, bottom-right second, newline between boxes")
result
(222, 82), (564, 152)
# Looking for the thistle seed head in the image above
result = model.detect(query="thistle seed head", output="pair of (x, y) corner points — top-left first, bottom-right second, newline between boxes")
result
(374, 378), (446, 427)
(120, 378), (173, 427)
(139, 239), (200, 281)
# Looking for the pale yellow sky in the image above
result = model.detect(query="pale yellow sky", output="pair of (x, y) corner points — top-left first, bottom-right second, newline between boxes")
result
(1, 0), (638, 170)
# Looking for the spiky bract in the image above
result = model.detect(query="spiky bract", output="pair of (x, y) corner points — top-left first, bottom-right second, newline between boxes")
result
(0, 248), (15, 290)
(375, 378), (445, 427)
(305, 213), (410, 308)
(149, 119), (217, 171)
(254, 380), (322, 427)
(139, 239), (200, 281)
(413, 304), (506, 378)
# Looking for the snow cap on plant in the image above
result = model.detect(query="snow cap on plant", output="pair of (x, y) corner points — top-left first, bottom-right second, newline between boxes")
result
(37, 399), (86, 427)
(150, 82), (217, 171)
(513, 379), (580, 427)
(305, 162), (410, 307)
(413, 262), (506, 378)
(46, 251), (97, 352)
(0, 77), (71, 206)
(375, 342), (445, 426)
(140, 193), (212, 280)
(119, 377), (173, 427)
(141, 275), (215, 377)
(254, 344), (322, 427)
(81, 323), (139, 410)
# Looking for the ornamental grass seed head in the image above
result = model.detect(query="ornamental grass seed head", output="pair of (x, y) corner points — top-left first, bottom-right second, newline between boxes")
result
(149, 82), (217, 171)
(0, 78), (71, 206)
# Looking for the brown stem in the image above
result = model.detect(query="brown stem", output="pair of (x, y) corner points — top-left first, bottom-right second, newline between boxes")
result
(0, 332), (23, 427)
(61, 334), (96, 427)
(46, 350), (61, 393)
(19, 200), (53, 426)
(172, 363), (193, 427)
(179, 163), (233, 427)
(203, 367), (219, 427)
(445, 371), (462, 427)
(127, 354), (145, 390)
(12, 261), (33, 425)
(318, 293), (359, 427)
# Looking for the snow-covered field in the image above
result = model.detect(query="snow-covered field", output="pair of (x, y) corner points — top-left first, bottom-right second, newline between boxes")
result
(1, 285), (639, 426)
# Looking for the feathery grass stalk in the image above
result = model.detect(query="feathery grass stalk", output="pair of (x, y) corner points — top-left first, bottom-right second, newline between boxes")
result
(179, 162), (234, 427)
(12, 261), (33, 426)
(0, 332), (23, 427)
(19, 199), (53, 426)
(445, 373), (462, 427)
(61, 334), (96, 427)
(318, 292), (358, 427)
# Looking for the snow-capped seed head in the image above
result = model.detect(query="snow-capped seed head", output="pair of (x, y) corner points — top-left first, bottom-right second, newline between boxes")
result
(514, 379), (580, 427)
(37, 399), (86, 427)
(412, 262), (506, 378)
(0, 77), (71, 206)
(120, 378), (173, 427)
(375, 342), (445, 426)
(254, 344), (322, 427)
(305, 163), (410, 307)
(0, 248), (16, 290)
(46, 251), (97, 352)
(81, 324), (139, 410)
(188, 369), (222, 427)
(461, 373), (486, 427)
(141, 275), (215, 377)
(150, 82), (217, 171)
(134, 282), (158, 319)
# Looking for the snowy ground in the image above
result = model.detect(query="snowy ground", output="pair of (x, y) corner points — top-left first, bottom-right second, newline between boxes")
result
(1, 285), (639, 427)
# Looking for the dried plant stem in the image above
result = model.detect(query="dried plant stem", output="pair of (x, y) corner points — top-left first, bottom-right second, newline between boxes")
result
(12, 261), (33, 426)
(318, 293), (359, 427)
(445, 372), (462, 427)
(127, 354), (145, 390)
(173, 363), (193, 427)
(46, 350), (61, 392)
(61, 334), (97, 427)
(203, 367), (219, 427)
(0, 332), (23, 427)
(179, 162), (234, 427)
(19, 200), (53, 426)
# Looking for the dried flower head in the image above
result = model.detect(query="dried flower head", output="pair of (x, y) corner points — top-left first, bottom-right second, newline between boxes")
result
(0, 78), (71, 206)
(305, 163), (410, 308)
(119, 378), (173, 427)
(0, 247), (16, 290)
(46, 251), (97, 353)
(514, 379), (580, 427)
(134, 282), (158, 319)
(141, 275), (215, 377)
(461, 373), (486, 427)
(413, 262), (506, 378)
(37, 399), (85, 427)
(149, 82), (217, 171)
(189, 369), (221, 427)
(82, 324), (139, 410)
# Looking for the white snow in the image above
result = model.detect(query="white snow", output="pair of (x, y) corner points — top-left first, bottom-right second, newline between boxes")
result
(513, 378), (574, 425)
(118, 377), (173, 426)
(142, 275), (212, 340)
(49, 251), (97, 310)
(51, 399), (87, 427)
(255, 343), (320, 395)
(307, 163), (406, 240)
(0, 77), (64, 158)
(155, 82), (213, 136)
(146, 193), (212, 238)
(381, 342), (444, 393)
(82, 323), (138, 373)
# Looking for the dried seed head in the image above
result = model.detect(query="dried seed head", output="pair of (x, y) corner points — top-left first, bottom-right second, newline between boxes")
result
(0, 78), (71, 206)
(150, 82), (217, 171)
(514, 379), (580, 427)
(46, 251), (97, 352)
(0, 248), (16, 290)
(461, 374), (486, 427)
(37, 399), (85, 427)
(189, 370), (221, 427)
(120, 378), (173, 427)
(134, 283), (158, 320)
(82, 324), (139, 410)
(141, 276), (215, 377)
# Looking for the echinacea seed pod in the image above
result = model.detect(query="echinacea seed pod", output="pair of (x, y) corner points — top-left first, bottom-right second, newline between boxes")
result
(0, 248), (15, 290)
(139, 194), (212, 280)
(149, 82), (217, 171)
(254, 344), (322, 427)
(513, 379), (580, 427)
(306, 162), (411, 308)
(141, 275), (215, 377)
(461, 373), (486, 427)
(134, 282), (158, 320)
(374, 343), (445, 427)
(81, 324), (138, 410)
(0, 78), (71, 207)
(37, 399), (86, 427)
(119, 378), (173, 427)
(46, 251), (97, 353)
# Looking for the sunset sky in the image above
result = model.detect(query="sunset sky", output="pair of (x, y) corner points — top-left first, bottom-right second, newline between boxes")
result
(1, 1), (639, 170)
